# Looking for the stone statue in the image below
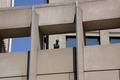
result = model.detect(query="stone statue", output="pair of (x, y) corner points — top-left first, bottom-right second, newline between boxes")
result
(54, 39), (60, 49)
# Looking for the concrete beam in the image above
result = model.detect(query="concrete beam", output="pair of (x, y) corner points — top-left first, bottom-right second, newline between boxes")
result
(0, 7), (32, 38)
(0, 7), (32, 29)
(85, 70), (119, 80)
(35, 4), (75, 27)
(0, 77), (27, 80)
(39, 23), (75, 35)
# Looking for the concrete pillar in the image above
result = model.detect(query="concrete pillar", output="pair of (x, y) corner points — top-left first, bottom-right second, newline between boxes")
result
(29, 6), (40, 80)
(100, 30), (110, 45)
(76, 1), (85, 80)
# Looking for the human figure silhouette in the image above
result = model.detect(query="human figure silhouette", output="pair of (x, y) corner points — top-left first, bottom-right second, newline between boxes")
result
(54, 39), (59, 49)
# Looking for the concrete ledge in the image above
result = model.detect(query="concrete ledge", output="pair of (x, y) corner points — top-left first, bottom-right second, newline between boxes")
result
(0, 8), (32, 29)
(35, 4), (75, 26)
(37, 48), (76, 74)
(0, 52), (28, 77)
(84, 44), (120, 71)
(85, 70), (119, 80)
(37, 73), (70, 80)
(0, 77), (26, 80)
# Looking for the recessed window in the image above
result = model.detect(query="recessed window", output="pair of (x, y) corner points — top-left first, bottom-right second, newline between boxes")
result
(66, 36), (76, 48)
(110, 37), (120, 44)
(66, 36), (100, 48)
(86, 36), (100, 46)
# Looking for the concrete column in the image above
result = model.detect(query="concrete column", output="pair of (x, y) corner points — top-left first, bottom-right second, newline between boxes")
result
(100, 30), (110, 45)
(76, 1), (85, 80)
(29, 6), (40, 80)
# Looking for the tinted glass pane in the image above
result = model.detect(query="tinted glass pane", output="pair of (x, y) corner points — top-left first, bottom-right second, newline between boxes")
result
(86, 37), (99, 46)
(66, 36), (100, 47)
(66, 37), (76, 47)
(110, 37), (120, 44)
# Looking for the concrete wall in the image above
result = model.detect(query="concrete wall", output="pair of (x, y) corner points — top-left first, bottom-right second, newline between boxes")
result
(0, 0), (11, 8)
(84, 44), (120, 71)
(0, 52), (28, 78)
(37, 48), (75, 74)
(84, 44), (120, 80)
(0, 48), (75, 80)
(85, 70), (119, 80)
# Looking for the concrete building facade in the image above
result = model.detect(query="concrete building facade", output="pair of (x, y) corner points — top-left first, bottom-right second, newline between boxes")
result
(0, 0), (120, 80)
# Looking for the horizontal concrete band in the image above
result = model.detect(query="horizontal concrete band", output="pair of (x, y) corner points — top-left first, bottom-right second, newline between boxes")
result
(0, 0), (120, 37)
(0, 48), (75, 78)
(0, 73), (75, 80)
(84, 44), (120, 71)
(85, 70), (119, 80)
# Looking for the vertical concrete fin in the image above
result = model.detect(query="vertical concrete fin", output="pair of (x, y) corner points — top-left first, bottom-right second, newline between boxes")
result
(29, 6), (40, 80)
(76, 2), (85, 80)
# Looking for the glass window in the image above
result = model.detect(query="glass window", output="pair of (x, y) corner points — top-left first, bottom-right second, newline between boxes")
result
(110, 37), (120, 44)
(66, 36), (100, 48)
(66, 36), (76, 48)
(86, 37), (100, 46)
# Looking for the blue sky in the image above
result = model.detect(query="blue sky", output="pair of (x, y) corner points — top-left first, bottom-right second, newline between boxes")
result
(14, 0), (44, 6)
(11, 0), (44, 52)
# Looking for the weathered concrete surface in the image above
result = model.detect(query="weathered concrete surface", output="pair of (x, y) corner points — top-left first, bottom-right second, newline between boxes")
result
(0, 52), (28, 77)
(81, 0), (120, 31)
(0, 0), (11, 8)
(76, 5), (85, 80)
(84, 44), (120, 71)
(0, 8), (32, 29)
(81, 0), (120, 22)
(37, 48), (75, 74)
(35, 4), (75, 26)
(0, 1), (119, 35)
(49, 0), (104, 3)
(0, 77), (27, 80)
(0, 7), (32, 38)
(37, 74), (70, 80)
(29, 8), (40, 80)
(85, 70), (119, 80)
